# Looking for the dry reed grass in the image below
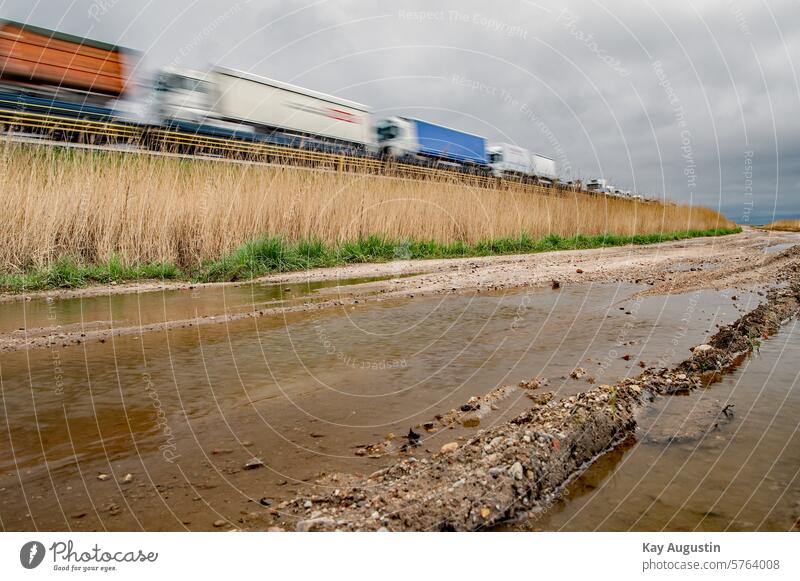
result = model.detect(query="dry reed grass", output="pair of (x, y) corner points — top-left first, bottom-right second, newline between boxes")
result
(0, 142), (734, 270)
(762, 220), (800, 232)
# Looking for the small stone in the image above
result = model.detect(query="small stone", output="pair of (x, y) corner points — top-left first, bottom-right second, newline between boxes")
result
(303, 500), (313, 509)
(576, 268), (584, 273)
(371, 511), (381, 520)
(213, 519), (227, 528)
(509, 462), (524, 480)
(259, 497), (272, 506)
(461, 416), (480, 428)
(97, 473), (110, 481)
(570, 367), (586, 379)
(440, 442), (459, 454)
(244, 457), (265, 470)
(693, 344), (713, 353)
(121, 473), (133, 483)
(676, 373), (687, 381)
(480, 507), (491, 519)
(212, 448), (234, 455)
(266, 526), (285, 532)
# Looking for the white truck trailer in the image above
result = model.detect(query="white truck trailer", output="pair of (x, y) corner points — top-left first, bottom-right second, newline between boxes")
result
(155, 67), (372, 152)
(488, 142), (557, 181)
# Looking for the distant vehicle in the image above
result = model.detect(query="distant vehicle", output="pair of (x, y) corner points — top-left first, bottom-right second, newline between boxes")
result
(487, 142), (557, 181)
(376, 116), (488, 168)
(531, 153), (557, 181)
(487, 143), (530, 177)
(0, 19), (133, 120)
(586, 178), (613, 194)
(155, 67), (373, 153)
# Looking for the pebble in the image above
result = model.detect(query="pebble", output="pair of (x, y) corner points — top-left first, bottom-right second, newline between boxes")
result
(440, 442), (459, 454)
(97, 473), (109, 481)
(509, 462), (524, 480)
(121, 473), (133, 484)
(244, 457), (265, 470)
(213, 519), (227, 528)
(693, 344), (713, 353)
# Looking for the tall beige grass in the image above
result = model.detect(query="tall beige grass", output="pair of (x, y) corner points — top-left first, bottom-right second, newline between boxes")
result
(762, 220), (800, 232)
(0, 142), (734, 270)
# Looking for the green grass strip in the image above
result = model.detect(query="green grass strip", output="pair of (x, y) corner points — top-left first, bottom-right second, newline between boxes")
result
(0, 227), (742, 292)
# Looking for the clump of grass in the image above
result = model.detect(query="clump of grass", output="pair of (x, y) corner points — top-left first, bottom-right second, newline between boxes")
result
(0, 256), (182, 292)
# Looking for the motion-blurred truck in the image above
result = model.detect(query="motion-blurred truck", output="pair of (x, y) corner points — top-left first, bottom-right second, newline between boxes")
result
(375, 116), (488, 168)
(488, 142), (557, 181)
(0, 19), (132, 119)
(155, 67), (373, 154)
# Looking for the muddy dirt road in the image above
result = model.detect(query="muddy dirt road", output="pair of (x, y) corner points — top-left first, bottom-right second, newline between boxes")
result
(1, 229), (798, 531)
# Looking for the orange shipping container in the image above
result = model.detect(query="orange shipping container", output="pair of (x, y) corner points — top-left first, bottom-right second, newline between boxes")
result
(0, 20), (130, 96)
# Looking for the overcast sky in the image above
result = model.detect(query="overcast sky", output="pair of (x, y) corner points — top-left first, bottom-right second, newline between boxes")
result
(2, 0), (799, 222)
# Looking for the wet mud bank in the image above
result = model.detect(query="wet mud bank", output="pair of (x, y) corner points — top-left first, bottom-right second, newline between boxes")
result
(275, 261), (800, 531)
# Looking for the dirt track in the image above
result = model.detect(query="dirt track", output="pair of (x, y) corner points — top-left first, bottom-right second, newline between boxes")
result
(1, 228), (797, 353)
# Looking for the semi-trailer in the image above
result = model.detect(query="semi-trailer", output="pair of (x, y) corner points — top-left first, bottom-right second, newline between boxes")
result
(488, 142), (557, 181)
(0, 19), (133, 120)
(376, 116), (488, 167)
(156, 67), (373, 153)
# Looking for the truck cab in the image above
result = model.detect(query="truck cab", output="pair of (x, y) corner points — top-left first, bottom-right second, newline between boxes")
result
(375, 117), (417, 159)
(488, 143), (531, 178)
(154, 68), (215, 124)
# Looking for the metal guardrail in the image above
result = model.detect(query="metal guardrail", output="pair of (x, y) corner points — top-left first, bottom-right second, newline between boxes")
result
(0, 99), (594, 198)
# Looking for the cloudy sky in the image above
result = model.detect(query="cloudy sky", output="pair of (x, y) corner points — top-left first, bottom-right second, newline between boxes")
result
(2, 0), (799, 222)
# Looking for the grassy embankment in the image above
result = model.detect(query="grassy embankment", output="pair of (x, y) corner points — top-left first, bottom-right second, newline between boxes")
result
(762, 220), (800, 232)
(0, 143), (739, 291)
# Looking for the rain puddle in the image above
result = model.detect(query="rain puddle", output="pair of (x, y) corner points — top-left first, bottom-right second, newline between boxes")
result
(0, 282), (754, 530)
(0, 275), (401, 335)
(520, 321), (800, 531)
(762, 242), (797, 254)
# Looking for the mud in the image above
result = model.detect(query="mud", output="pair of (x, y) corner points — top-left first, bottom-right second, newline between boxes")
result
(271, 267), (800, 531)
(2, 229), (797, 353)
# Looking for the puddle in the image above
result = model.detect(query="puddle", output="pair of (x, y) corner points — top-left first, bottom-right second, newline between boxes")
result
(0, 282), (754, 530)
(0, 275), (401, 334)
(518, 322), (800, 531)
(763, 242), (797, 254)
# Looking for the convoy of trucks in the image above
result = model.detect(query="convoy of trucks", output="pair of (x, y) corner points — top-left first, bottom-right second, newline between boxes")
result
(0, 18), (645, 195)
